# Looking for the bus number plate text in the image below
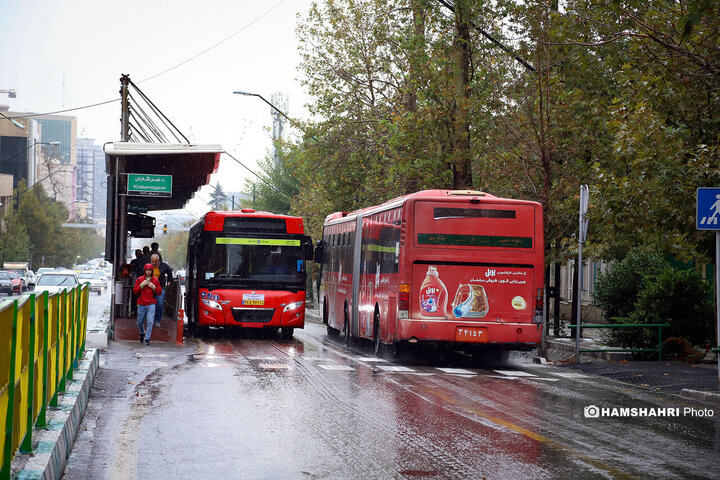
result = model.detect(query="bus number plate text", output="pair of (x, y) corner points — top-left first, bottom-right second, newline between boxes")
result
(456, 326), (488, 342)
(242, 293), (265, 306)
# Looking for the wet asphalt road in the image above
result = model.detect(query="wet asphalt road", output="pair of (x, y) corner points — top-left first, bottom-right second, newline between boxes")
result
(63, 299), (719, 479)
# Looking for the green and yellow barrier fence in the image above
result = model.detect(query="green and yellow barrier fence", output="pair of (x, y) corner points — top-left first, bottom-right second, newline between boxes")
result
(0, 284), (89, 479)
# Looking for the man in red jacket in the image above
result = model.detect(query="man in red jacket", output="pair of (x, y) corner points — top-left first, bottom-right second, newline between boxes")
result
(133, 263), (162, 345)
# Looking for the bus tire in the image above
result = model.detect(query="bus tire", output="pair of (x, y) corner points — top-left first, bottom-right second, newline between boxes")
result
(281, 327), (294, 340)
(343, 306), (351, 347)
(373, 311), (384, 358)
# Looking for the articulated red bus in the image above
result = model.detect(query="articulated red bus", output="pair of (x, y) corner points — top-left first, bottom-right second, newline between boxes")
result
(185, 209), (314, 338)
(315, 190), (544, 356)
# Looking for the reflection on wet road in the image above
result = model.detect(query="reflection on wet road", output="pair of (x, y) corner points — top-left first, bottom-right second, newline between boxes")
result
(66, 318), (719, 480)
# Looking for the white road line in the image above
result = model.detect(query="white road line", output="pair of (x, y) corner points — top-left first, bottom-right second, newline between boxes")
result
(493, 370), (537, 377)
(318, 364), (355, 371)
(437, 368), (476, 375)
(377, 365), (416, 373)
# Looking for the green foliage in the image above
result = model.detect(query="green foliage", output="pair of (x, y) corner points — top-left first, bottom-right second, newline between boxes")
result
(634, 268), (714, 344)
(593, 249), (667, 320)
(595, 249), (714, 350)
(0, 210), (32, 263)
(244, 144), (298, 215)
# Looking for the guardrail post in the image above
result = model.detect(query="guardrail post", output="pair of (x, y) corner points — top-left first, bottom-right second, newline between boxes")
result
(1, 301), (18, 480)
(20, 297), (37, 453)
(657, 325), (664, 362)
(36, 292), (49, 427)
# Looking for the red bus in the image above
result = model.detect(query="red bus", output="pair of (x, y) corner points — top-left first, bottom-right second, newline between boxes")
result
(315, 190), (544, 357)
(185, 209), (314, 338)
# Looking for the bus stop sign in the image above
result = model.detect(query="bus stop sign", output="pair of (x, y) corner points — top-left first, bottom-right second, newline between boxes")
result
(697, 187), (720, 230)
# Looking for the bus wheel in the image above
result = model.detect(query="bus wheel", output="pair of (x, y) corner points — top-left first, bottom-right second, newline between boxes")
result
(343, 307), (351, 346)
(373, 311), (384, 358)
(281, 327), (294, 340)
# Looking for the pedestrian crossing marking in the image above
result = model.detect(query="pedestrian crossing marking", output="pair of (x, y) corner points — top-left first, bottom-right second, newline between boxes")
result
(258, 363), (291, 370)
(493, 370), (537, 377)
(356, 357), (389, 363)
(138, 360), (168, 367)
(377, 365), (416, 373)
(487, 375), (520, 380)
(526, 377), (559, 382)
(437, 368), (476, 375)
(136, 353), (168, 358)
(318, 364), (355, 371)
(548, 372), (589, 379)
(247, 356), (279, 361)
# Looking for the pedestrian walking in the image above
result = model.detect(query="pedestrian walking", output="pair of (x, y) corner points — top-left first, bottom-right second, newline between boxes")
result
(150, 254), (173, 328)
(133, 263), (162, 345)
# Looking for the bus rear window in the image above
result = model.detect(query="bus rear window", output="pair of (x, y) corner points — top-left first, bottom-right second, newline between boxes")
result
(434, 208), (516, 219)
(414, 201), (537, 250)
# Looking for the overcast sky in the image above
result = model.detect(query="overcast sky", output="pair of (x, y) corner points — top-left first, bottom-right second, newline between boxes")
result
(0, 0), (315, 217)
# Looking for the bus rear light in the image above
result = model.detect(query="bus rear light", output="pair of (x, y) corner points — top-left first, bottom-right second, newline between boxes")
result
(516, 328), (523, 334)
(535, 288), (543, 310)
(399, 283), (410, 314)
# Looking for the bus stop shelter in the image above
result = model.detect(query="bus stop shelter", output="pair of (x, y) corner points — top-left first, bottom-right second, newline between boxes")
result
(104, 142), (223, 337)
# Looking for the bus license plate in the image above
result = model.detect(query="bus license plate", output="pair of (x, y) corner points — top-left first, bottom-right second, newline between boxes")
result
(456, 326), (488, 342)
(242, 293), (265, 306)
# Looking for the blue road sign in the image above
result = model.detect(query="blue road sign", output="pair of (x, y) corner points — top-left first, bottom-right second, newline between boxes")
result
(697, 188), (720, 230)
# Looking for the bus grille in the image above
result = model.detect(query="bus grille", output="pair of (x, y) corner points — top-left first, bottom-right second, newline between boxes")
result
(231, 308), (275, 323)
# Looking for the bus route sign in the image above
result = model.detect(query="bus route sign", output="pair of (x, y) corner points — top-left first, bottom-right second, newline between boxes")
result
(127, 174), (172, 197)
(696, 187), (720, 230)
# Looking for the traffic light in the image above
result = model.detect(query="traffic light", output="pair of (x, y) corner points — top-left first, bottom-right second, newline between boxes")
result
(163, 224), (168, 234)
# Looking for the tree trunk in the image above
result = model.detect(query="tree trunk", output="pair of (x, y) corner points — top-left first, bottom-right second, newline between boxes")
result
(451, 0), (473, 189)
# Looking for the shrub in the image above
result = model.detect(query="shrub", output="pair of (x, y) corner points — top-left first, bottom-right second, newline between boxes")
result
(593, 249), (667, 320)
(633, 268), (714, 345)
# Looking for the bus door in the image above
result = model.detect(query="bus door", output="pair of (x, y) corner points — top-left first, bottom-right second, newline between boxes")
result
(350, 214), (363, 339)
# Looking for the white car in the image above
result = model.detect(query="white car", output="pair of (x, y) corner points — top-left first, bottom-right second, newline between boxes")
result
(95, 269), (110, 287)
(77, 271), (104, 295)
(34, 272), (80, 295)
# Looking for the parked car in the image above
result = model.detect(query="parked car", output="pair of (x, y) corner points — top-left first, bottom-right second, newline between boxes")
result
(175, 268), (186, 286)
(77, 271), (104, 295)
(34, 271), (79, 295)
(0, 271), (15, 295)
(36, 267), (56, 276)
(3, 270), (23, 294)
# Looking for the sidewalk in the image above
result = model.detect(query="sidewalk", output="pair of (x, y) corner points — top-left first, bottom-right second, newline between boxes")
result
(542, 328), (720, 406)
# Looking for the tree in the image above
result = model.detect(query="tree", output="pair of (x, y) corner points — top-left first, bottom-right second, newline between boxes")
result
(243, 144), (298, 215)
(209, 182), (229, 211)
(0, 209), (31, 264)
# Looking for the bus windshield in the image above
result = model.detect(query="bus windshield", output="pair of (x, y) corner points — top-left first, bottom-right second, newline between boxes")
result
(201, 235), (305, 290)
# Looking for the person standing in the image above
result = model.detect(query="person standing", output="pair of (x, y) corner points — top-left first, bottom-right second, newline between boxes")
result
(150, 254), (173, 328)
(150, 242), (163, 262)
(133, 263), (161, 345)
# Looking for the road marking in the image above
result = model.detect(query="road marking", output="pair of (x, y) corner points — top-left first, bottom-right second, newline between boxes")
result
(258, 363), (291, 370)
(437, 368), (476, 375)
(198, 362), (231, 368)
(487, 375), (520, 380)
(493, 370), (537, 377)
(138, 360), (168, 367)
(318, 364), (355, 371)
(135, 353), (168, 358)
(356, 357), (389, 363)
(248, 356), (279, 361)
(525, 377), (559, 382)
(377, 365), (416, 373)
(547, 372), (589, 379)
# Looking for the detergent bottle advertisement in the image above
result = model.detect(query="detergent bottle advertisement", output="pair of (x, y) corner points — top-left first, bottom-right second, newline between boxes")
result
(413, 265), (534, 321)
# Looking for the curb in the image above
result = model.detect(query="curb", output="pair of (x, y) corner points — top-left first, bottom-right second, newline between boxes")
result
(680, 388), (720, 407)
(11, 349), (100, 480)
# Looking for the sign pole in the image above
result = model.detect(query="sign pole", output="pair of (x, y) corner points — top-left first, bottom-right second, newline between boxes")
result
(576, 185), (589, 364)
(716, 231), (720, 390)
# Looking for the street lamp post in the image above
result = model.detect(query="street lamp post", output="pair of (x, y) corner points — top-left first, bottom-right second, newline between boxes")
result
(233, 90), (318, 143)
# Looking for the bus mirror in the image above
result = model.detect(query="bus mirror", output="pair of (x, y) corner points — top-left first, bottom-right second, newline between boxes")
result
(304, 236), (314, 260)
(313, 240), (325, 264)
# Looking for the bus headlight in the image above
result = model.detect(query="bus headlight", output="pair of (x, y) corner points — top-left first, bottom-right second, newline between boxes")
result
(202, 298), (223, 310)
(283, 301), (304, 312)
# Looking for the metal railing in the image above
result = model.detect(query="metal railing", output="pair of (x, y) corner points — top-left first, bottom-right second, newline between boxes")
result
(1, 285), (89, 479)
(569, 323), (671, 362)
